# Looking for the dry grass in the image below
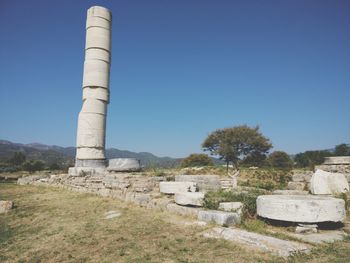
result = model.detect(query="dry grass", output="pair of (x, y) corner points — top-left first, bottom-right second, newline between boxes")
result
(0, 184), (277, 263)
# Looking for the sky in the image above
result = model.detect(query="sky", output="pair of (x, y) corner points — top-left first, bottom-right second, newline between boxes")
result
(0, 0), (349, 158)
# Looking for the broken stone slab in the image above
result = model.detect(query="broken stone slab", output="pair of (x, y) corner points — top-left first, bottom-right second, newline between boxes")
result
(0, 201), (14, 213)
(166, 203), (202, 217)
(159, 182), (197, 194)
(272, 190), (309, 195)
(202, 227), (310, 258)
(289, 231), (347, 244)
(107, 158), (142, 172)
(218, 202), (243, 215)
(295, 224), (318, 234)
(174, 192), (204, 207)
(17, 174), (49, 185)
(175, 175), (221, 192)
(310, 169), (349, 195)
(287, 182), (305, 191)
(198, 210), (241, 226)
(323, 156), (350, 165)
(257, 195), (346, 223)
(104, 210), (121, 219)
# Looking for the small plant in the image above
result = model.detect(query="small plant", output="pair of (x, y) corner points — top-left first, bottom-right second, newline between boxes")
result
(203, 189), (266, 219)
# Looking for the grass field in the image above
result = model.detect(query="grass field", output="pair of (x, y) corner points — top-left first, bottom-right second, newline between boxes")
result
(1, 183), (350, 263)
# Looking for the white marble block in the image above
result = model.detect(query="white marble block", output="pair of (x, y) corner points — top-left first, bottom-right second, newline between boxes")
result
(257, 195), (346, 223)
(159, 182), (197, 194)
(198, 210), (241, 226)
(175, 192), (205, 207)
(310, 169), (349, 195)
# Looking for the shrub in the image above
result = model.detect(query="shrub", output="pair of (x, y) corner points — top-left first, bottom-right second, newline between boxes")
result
(203, 189), (266, 219)
(22, 160), (45, 172)
(267, 151), (293, 169)
(181, 154), (213, 167)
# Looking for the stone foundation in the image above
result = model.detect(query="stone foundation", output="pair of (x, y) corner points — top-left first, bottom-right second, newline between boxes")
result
(17, 173), (204, 217)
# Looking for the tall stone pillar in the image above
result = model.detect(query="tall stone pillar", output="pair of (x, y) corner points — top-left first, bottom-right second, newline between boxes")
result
(75, 6), (112, 168)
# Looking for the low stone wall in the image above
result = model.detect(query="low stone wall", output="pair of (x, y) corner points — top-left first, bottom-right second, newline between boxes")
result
(315, 164), (350, 182)
(17, 173), (204, 217)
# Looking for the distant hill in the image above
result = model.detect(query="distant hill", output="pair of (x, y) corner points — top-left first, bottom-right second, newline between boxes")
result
(0, 140), (181, 168)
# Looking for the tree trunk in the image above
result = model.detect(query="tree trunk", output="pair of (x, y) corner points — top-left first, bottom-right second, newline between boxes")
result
(226, 159), (229, 174)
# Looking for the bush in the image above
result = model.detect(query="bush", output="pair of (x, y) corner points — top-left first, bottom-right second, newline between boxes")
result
(181, 154), (213, 167)
(267, 151), (293, 169)
(22, 160), (45, 173)
(203, 189), (266, 219)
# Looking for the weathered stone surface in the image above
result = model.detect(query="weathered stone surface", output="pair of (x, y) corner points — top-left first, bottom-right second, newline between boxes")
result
(257, 195), (346, 223)
(107, 158), (141, 172)
(272, 190), (309, 195)
(175, 192), (204, 207)
(0, 201), (14, 213)
(287, 182), (305, 191)
(295, 224), (317, 234)
(166, 203), (202, 217)
(175, 175), (221, 192)
(75, 6), (112, 163)
(198, 210), (240, 226)
(310, 169), (349, 195)
(323, 156), (350, 165)
(290, 231), (347, 244)
(159, 182), (197, 194)
(104, 211), (121, 219)
(202, 227), (310, 257)
(17, 174), (48, 185)
(219, 202), (243, 215)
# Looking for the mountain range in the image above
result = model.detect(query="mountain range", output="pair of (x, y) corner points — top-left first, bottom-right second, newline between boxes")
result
(0, 140), (181, 168)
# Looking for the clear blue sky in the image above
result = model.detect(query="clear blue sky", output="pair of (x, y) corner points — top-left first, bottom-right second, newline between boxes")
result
(0, 0), (349, 158)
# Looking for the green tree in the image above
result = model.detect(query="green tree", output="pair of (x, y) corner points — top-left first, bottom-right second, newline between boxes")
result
(242, 151), (267, 167)
(22, 160), (45, 173)
(334, 144), (350, 156)
(267, 151), (293, 169)
(202, 125), (272, 172)
(181, 153), (214, 167)
(9, 151), (26, 166)
(49, 163), (61, 170)
(294, 150), (331, 168)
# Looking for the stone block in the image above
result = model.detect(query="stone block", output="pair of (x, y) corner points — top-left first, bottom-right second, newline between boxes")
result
(287, 182), (305, 191)
(202, 227), (310, 258)
(323, 156), (350, 165)
(218, 202), (243, 215)
(295, 224), (317, 234)
(175, 175), (221, 192)
(310, 169), (349, 195)
(159, 182), (197, 194)
(257, 195), (346, 223)
(0, 201), (13, 213)
(174, 192), (204, 207)
(107, 158), (141, 172)
(166, 203), (202, 217)
(198, 210), (241, 226)
(272, 190), (309, 195)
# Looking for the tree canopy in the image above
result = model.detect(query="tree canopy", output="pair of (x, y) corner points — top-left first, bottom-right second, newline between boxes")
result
(334, 144), (350, 156)
(181, 153), (214, 167)
(202, 125), (272, 171)
(267, 151), (293, 169)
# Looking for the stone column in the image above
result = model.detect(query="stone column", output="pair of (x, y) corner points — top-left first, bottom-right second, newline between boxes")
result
(75, 6), (112, 168)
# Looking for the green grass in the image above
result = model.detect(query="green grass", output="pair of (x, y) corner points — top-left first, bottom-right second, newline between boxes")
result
(0, 183), (276, 263)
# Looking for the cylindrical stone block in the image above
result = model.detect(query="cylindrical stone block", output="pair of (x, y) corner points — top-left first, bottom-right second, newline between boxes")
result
(83, 59), (110, 88)
(83, 87), (109, 102)
(75, 6), (112, 164)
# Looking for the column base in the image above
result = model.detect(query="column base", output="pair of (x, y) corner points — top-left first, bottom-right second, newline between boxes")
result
(75, 159), (107, 168)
